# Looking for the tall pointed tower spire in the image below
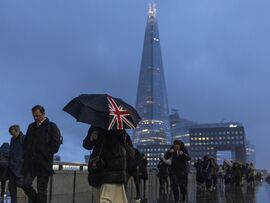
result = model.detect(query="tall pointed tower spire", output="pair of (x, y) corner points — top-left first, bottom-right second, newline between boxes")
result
(134, 4), (171, 145)
(148, 2), (157, 18)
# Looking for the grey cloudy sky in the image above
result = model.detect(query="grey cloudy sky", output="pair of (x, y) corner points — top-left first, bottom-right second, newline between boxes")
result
(0, 0), (270, 169)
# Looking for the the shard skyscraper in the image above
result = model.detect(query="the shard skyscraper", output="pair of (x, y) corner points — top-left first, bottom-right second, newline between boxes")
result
(134, 4), (171, 145)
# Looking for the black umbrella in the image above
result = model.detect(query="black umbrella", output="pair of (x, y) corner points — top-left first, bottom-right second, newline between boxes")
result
(63, 94), (141, 130)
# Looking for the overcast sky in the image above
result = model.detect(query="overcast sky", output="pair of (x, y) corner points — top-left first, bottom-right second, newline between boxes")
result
(1, 0), (270, 170)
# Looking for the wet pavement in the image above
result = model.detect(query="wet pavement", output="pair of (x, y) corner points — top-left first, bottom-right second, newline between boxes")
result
(137, 181), (270, 203)
(1, 180), (270, 203)
(124, 174), (270, 203)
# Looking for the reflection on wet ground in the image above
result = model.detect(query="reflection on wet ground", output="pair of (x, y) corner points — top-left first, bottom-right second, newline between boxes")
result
(1, 181), (270, 203)
(138, 182), (270, 203)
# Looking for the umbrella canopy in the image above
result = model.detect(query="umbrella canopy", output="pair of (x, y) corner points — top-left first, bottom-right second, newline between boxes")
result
(224, 159), (233, 167)
(63, 94), (141, 130)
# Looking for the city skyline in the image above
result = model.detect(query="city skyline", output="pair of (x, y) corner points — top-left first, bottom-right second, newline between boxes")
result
(0, 1), (269, 170)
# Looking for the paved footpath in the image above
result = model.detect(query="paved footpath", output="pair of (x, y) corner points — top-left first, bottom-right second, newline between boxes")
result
(139, 181), (270, 203)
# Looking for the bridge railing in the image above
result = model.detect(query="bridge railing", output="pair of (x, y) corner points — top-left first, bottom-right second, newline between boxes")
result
(15, 162), (194, 203)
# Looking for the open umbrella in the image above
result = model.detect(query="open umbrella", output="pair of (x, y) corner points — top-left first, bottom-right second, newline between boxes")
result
(224, 159), (233, 167)
(63, 94), (141, 130)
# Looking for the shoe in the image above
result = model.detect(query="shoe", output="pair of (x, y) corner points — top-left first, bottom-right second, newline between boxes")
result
(135, 196), (141, 202)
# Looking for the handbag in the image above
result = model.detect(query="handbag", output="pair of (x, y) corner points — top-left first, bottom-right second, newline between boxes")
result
(88, 140), (105, 173)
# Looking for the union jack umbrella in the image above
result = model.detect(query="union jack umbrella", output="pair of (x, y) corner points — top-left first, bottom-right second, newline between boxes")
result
(63, 94), (141, 130)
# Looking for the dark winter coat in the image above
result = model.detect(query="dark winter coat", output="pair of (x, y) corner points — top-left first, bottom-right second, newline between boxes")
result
(202, 159), (212, 174)
(194, 160), (204, 183)
(9, 132), (24, 177)
(157, 160), (169, 178)
(23, 118), (61, 176)
(83, 126), (127, 187)
(139, 158), (148, 180)
(164, 147), (191, 176)
(127, 148), (141, 172)
(0, 143), (10, 181)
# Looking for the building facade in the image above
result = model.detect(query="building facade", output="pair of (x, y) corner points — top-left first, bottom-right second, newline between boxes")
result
(170, 109), (198, 148)
(137, 144), (171, 168)
(189, 123), (246, 164)
(246, 140), (256, 164)
(133, 3), (171, 145)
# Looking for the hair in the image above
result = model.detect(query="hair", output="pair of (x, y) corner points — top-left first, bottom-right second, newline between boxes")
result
(173, 140), (182, 146)
(32, 105), (45, 114)
(8, 125), (20, 134)
(173, 139), (188, 154)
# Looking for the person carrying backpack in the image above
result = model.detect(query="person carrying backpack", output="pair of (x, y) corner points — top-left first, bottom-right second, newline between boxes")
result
(22, 105), (62, 203)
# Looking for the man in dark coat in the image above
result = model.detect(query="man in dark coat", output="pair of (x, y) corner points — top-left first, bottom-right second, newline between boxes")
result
(0, 143), (10, 198)
(22, 105), (62, 203)
(8, 125), (25, 203)
(83, 126), (128, 203)
(164, 140), (191, 203)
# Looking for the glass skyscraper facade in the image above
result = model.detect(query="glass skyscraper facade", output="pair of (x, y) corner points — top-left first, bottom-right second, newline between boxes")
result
(170, 110), (198, 148)
(133, 4), (171, 145)
(189, 123), (247, 164)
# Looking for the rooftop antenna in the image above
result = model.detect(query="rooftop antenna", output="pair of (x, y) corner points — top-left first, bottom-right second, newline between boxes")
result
(148, 2), (157, 18)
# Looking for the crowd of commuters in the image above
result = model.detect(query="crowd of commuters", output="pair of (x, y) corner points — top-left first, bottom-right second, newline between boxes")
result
(156, 146), (262, 203)
(0, 105), (263, 203)
(0, 105), (62, 203)
(194, 156), (260, 191)
(0, 104), (150, 203)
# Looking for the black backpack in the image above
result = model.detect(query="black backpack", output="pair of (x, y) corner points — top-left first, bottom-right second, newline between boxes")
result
(46, 122), (63, 154)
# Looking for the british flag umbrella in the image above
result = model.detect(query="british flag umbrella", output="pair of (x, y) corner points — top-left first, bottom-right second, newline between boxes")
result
(63, 94), (141, 130)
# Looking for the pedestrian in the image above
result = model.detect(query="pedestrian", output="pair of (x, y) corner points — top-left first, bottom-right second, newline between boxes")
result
(247, 163), (256, 187)
(202, 156), (212, 191)
(232, 162), (242, 186)
(157, 157), (169, 195)
(22, 105), (62, 203)
(164, 140), (190, 203)
(210, 157), (218, 190)
(0, 143), (10, 198)
(223, 161), (232, 186)
(125, 134), (141, 201)
(217, 164), (224, 185)
(139, 153), (148, 199)
(83, 126), (128, 203)
(8, 125), (25, 203)
(194, 159), (204, 190)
